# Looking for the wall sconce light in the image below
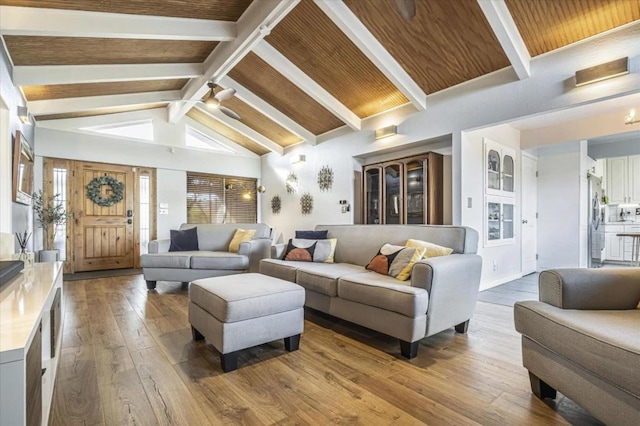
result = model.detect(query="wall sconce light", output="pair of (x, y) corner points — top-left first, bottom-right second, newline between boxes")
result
(242, 191), (252, 200)
(257, 185), (266, 193)
(17, 106), (30, 124)
(225, 183), (233, 191)
(575, 57), (628, 87)
(375, 125), (397, 140)
(625, 109), (639, 125)
(290, 154), (306, 164)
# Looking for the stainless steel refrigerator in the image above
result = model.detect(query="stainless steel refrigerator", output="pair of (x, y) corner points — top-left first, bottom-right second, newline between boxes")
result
(587, 174), (605, 268)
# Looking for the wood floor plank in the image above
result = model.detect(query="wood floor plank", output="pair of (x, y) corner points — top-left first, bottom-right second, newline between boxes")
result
(49, 274), (602, 426)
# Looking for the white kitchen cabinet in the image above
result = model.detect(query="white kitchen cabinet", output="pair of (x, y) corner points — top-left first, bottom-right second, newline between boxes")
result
(606, 155), (640, 204)
(605, 231), (624, 261)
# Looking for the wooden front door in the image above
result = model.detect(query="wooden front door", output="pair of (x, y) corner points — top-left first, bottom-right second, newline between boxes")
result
(73, 161), (135, 271)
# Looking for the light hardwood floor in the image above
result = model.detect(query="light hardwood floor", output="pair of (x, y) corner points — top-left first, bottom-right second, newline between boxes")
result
(50, 275), (601, 425)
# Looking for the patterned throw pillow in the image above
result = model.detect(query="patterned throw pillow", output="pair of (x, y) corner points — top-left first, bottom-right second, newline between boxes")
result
(284, 238), (337, 263)
(406, 239), (454, 258)
(366, 244), (426, 281)
(228, 229), (256, 253)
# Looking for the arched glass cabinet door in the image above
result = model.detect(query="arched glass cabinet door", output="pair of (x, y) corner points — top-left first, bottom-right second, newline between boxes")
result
(364, 167), (382, 224)
(384, 164), (402, 224)
(503, 154), (514, 194)
(487, 149), (501, 191)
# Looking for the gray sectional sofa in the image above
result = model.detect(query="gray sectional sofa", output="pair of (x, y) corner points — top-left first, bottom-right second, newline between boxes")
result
(141, 223), (272, 290)
(514, 268), (640, 426)
(260, 224), (482, 358)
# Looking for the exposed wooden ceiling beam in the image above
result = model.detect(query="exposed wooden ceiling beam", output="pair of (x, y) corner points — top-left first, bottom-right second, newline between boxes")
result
(168, 0), (300, 123)
(313, 0), (426, 111)
(218, 75), (316, 145)
(0, 6), (236, 41)
(477, 0), (530, 79)
(194, 106), (284, 155)
(253, 41), (361, 131)
(28, 91), (181, 115)
(13, 63), (202, 86)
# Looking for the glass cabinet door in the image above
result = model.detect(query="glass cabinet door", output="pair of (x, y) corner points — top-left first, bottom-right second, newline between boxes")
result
(384, 164), (402, 224)
(405, 159), (425, 224)
(487, 202), (501, 241)
(364, 167), (381, 224)
(503, 202), (514, 239)
(487, 149), (501, 191)
(503, 154), (514, 194)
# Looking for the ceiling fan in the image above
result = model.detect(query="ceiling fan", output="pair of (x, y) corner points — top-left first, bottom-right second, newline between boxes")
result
(392, 0), (416, 20)
(201, 82), (241, 120)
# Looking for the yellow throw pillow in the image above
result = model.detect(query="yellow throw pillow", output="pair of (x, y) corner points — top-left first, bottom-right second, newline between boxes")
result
(365, 243), (426, 281)
(229, 228), (256, 253)
(406, 239), (454, 259)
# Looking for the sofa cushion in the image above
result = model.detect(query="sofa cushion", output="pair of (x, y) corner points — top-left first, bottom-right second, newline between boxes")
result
(284, 238), (337, 263)
(190, 251), (248, 270)
(140, 251), (194, 269)
(406, 239), (453, 258)
(296, 262), (366, 296)
(295, 230), (328, 239)
(515, 301), (640, 397)
(229, 228), (256, 253)
(365, 244), (426, 281)
(190, 273), (304, 322)
(338, 272), (429, 317)
(169, 227), (199, 252)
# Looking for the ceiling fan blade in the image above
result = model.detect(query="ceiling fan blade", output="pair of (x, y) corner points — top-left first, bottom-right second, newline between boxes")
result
(219, 106), (241, 120)
(214, 87), (236, 101)
(392, 0), (416, 20)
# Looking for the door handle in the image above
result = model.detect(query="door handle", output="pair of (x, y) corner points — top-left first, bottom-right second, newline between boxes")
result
(127, 219), (133, 224)
(522, 220), (528, 224)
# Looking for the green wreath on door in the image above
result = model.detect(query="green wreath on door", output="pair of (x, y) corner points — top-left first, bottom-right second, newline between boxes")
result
(86, 176), (125, 207)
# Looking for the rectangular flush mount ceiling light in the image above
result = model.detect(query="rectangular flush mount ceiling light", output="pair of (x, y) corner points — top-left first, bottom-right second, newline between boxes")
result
(375, 125), (397, 140)
(575, 57), (629, 87)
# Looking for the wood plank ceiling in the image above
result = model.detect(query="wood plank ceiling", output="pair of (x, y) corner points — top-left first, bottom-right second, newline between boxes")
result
(2, 0), (640, 156)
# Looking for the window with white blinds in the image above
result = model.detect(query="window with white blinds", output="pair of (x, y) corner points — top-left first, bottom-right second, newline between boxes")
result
(186, 172), (257, 224)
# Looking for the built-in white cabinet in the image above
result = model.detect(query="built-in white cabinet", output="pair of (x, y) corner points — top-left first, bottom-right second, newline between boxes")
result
(485, 196), (515, 246)
(485, 139), (516, 198)
(606, 155), (640, 204)
(604, 224), (640, 262)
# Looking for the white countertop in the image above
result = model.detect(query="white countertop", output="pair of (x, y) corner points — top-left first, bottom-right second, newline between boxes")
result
(0, 262), (62, 359)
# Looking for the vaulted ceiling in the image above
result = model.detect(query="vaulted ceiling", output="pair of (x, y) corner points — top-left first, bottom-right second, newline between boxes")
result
(1, 0), (639, 155)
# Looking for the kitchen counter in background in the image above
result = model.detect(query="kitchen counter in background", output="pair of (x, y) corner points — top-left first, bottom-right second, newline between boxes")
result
(603, 223), (640, 263)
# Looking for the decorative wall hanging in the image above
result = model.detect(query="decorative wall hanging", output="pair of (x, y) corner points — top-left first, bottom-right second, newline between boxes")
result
(286, 172), (298, 194)
(86, 175), (124, 207)
(300, 192), (313, 215)
(271, 194), (282, 215)
(317, 165), (334, 192)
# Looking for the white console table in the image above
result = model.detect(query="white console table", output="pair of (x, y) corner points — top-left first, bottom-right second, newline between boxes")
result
(0, 262), (64, 426)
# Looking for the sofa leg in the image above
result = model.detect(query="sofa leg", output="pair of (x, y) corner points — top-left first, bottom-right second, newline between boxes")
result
(284, 334), (300, 352)
(529, 372), (557, 400)
(181, 281), (189, 287)
(191, 326), (205, 342)
(399, 340), (419, 359)
(220, 351), (239, 373)
(455, 320), (470, 333)
(146, 280), (157, 291)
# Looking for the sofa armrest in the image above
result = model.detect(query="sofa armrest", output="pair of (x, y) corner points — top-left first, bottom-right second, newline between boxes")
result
(539, 268), (640, 310)
(271, 243), (286, 259)
(148, 238), (171, 254)
(238, 239), (272, 273)
(411, 254), (483, 336)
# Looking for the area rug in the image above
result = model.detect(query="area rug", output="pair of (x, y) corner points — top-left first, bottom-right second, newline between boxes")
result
(64, 268), (142, 281)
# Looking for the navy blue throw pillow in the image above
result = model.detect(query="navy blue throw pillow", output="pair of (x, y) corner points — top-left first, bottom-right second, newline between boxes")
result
(295, 230), (328, 239)
(169, 227), (199, 252)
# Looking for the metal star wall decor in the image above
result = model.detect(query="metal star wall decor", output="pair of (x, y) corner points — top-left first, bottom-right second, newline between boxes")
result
(271, 194), (282, 215)
(300, 193), (313, 215)
(285, 172), (298, 194)
(317, 165), (334, 192)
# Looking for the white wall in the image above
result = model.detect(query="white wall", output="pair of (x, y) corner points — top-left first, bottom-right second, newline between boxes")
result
(156, 169), (187, 239)
(462, 124), (522, 289)
(536, 142), (583, 269)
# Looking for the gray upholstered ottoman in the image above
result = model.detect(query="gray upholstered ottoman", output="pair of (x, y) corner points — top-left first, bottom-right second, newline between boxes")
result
(189, 273), (305, 372)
